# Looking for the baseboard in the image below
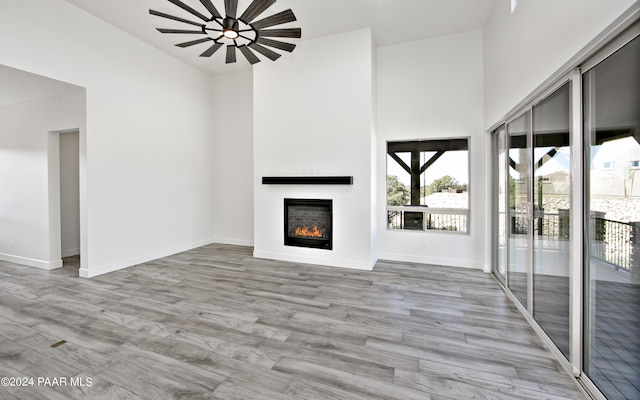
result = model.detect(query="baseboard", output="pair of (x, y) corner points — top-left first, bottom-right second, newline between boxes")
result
(81, 237), (217, 278)
(253, 250), (375, 271)
(213, 237), (254, 247)
(0, 253), (63, 270)
(376, 251), (483, 270)
(61, 248), (80, 258)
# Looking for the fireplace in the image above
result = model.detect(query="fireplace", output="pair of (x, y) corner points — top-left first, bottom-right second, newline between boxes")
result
(284, 198), (332, 250)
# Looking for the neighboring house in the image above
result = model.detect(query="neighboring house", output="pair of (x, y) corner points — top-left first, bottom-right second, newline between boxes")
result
(591, 136), (640, 197)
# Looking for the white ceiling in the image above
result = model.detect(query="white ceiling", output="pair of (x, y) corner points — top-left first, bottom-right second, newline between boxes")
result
(0, 65), (82, 107)
(0, 0), (496, 106)
(62, 0), (497, 75)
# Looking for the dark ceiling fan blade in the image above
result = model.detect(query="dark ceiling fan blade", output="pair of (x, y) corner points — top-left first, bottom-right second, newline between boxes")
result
(256, 37), (296, 52)
(239, 0), (276, 24)
(200, 42), (223, 57)
(224, 0), (238, 19)
(157, 28), (205, 34)
(248, 42), (281, 61)
(257, 28), (301, 38)
(176, 37), (212, 47)
(167, 0), (210, 22)
(149, 9), (203, 27)
(238, 45), (261, 64)
(251, 9), (297, 30)
(226, 46), (237, 63)
(199, 0), (222, 18)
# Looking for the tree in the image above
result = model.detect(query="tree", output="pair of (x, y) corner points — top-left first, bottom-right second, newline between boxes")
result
(387, 175), (410, 206)
(423, 175), (466, 196)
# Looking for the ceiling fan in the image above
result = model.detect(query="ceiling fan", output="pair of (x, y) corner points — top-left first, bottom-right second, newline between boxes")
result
(150, 0), (301, 65)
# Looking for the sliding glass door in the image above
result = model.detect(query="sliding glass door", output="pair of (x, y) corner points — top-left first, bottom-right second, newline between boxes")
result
(494, 126), (507, 280)
(532, 82), (572, 359)
(498, 83), (573, 355)
(583, 34), (640, 400)
(493, 24), (639, 400)
(507, 112), (531, 307)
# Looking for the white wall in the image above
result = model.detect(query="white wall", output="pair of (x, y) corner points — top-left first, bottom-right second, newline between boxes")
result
(211, 70), (254, 246)
(0, 0), (216, 277)
(253, 29), (377, 270)
(484, 0), (638, 129)
(376, 30), (486, 269)
(0, 92), (85, 269)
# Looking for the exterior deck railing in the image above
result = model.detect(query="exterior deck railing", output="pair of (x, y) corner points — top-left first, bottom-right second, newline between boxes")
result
(510, 211), (633, 272)
(387, 206), (469, 233)
(390, 206), (635, 272)
(594, 217), (632, 271)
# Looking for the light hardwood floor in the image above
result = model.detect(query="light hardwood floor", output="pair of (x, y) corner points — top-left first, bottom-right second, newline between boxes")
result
(0, 244), (586, 399)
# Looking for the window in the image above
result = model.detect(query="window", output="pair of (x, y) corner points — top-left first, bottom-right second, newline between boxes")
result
(386, 138), (469, 233)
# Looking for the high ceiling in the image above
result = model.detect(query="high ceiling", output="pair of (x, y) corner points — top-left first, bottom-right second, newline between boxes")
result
(63, 0), (497, 75)
(0, 65), (82, 107)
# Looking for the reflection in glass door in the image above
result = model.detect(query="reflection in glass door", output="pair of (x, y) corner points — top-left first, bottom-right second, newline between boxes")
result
(532, 83), (571, 359)
(507, 113), (530, 307)
(584, 35), (640, 400)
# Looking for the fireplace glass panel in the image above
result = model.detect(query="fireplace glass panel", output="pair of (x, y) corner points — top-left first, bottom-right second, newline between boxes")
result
(284, 199), (332, 250)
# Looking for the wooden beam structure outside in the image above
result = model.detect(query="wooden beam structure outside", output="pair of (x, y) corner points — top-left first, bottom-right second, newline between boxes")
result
(387, 139), (468, 206)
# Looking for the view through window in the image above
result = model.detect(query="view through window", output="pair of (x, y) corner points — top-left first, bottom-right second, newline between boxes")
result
(386, 138), (469, 232)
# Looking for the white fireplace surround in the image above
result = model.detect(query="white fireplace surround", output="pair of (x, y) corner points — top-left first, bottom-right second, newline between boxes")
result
(253, 29), (377, 270)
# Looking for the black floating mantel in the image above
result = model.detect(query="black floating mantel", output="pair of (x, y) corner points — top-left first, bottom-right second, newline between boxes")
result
(262, 176), (353, 185)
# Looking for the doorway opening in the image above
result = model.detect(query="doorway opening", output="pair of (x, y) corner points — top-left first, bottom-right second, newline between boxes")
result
(49, 129), (82, 271)
(59, 130), (80, 268)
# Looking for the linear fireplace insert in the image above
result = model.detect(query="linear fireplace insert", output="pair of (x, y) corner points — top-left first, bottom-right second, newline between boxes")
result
(284, 198), (332, 250)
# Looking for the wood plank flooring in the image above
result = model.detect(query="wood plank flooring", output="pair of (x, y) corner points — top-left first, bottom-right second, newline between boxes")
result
(0, 244), (586, 399)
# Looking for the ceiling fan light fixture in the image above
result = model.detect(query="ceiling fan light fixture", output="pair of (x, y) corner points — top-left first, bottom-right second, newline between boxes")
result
(222, 17), (239, 39)
(223, 30), (239, 39)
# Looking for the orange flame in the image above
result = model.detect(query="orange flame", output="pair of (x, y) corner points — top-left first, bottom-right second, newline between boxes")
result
(295, 225), (323, 238)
